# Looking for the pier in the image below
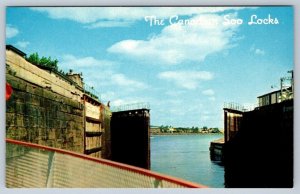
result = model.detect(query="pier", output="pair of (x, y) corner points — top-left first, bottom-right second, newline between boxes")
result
(209, 138), (224, 162)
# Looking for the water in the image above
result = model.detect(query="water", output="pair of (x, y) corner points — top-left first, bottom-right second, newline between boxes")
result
(151, 134), (224, 188)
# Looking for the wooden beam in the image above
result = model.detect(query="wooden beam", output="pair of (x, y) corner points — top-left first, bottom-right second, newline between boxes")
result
(86, 131), (103, 137)
(84, 147), (102, 155)
(86, 116), (101, 123)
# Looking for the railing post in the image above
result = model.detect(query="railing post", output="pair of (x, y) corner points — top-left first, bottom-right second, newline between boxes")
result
(154, 179), (163, 188)
(46, 152), (55, 187)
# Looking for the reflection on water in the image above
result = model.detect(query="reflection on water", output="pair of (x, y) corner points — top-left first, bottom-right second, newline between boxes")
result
(151, 134), (224, 188)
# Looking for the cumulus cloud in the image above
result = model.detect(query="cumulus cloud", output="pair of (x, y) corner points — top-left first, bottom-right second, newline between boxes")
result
(15, 41), (30, 48)
(111, 74), (148, 89)
(100, 91), (116, 100)
(85, 21), (134, 29)
(6, 25), (19, 38)
(202, 89), (215, 96)
(255, 49), (265, 55)
(208, 97), (216, 101)
(59, 54), (147, 91)
(60, 54), (116, 69)
(110, 97), (150, 107)
(108, 13), (239, 65)
(165, 90), (185, 97)
(201, 115), (211, 121)
(250, 44), (265, 55)
(158, 71), (213, 89)
(31, 7), (245, 28)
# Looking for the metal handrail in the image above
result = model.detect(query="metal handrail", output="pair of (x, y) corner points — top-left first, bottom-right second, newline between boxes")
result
(6, 138), (207, 188)
(84, 84), (101, 100)
(224, 102), (257, 112)
(111, 102), (150, 112)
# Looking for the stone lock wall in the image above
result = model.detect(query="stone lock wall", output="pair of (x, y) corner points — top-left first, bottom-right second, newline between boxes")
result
(6, 48), (84, 153)
(6, 74), (84, 153)
(6, 46), (113, 158)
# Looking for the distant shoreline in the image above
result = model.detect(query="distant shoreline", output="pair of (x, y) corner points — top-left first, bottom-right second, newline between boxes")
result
(151, 133), (223, 136)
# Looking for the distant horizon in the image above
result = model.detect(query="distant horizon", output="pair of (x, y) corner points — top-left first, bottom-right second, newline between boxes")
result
(150, 125), (223, 129)
(6, 6), (294, 128)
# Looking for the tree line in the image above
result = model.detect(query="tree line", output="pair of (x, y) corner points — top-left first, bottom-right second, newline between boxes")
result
(153, 125), (221, 133)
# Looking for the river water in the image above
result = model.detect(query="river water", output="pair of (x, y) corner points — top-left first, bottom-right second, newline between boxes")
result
(150, 134), (224, 188)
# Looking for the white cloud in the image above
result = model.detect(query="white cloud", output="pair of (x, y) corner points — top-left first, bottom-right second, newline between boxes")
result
(110, 97), (150, 107)
(111, 99), (127, 107)
(111, 74), (147, 89)
(6, 25), (19, 38)
(208, 97), (216, 101)
(250, 44), (265, 55)
(60, 54), (115, 69)
(15, 41), (30, 48)
(255, 49), (265, 55)
(158, 71), (213, 90)
(165, 90), (185, 97)
(85, 21), (133, 29)
(60, 55), (147, 91)
(202, 89), (215, 96)
(31, 7), (245, 27)
(100, 91), (116, 100)
(201, 115), (211, 121)
(108, 13), (239, 65)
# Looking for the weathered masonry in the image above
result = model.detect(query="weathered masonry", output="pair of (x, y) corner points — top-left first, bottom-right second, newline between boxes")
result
(6, 45), (152, 168)
(6, 45), (111, 157)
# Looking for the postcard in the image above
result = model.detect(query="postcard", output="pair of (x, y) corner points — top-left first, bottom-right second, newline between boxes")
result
(5, 6), (294, 188)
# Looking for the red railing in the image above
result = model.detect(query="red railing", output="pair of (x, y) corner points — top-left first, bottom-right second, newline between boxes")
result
(6, 139), (207, 188)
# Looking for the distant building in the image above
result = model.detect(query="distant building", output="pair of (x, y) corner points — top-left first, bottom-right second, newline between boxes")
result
(151, 127), (161, 134)
(257, 87), (292, 107)
(167, 127), (176, 133)
(66, 70), (83, 88)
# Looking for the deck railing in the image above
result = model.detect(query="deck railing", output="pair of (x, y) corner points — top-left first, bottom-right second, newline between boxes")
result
(111, 102), (150, 112)
(6, 139), (206, 188)
(224, 102), (257, 112)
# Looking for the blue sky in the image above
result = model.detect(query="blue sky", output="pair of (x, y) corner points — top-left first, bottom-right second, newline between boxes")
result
(6, 7), (294, 128)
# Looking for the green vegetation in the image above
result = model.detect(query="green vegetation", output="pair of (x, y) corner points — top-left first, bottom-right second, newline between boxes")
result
(151, 125), (221, 134)
(26, 52), (59, 71)
(26, 52), (100, 100)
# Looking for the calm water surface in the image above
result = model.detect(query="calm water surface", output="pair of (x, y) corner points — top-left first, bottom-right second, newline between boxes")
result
(151, 134), (224, 188)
